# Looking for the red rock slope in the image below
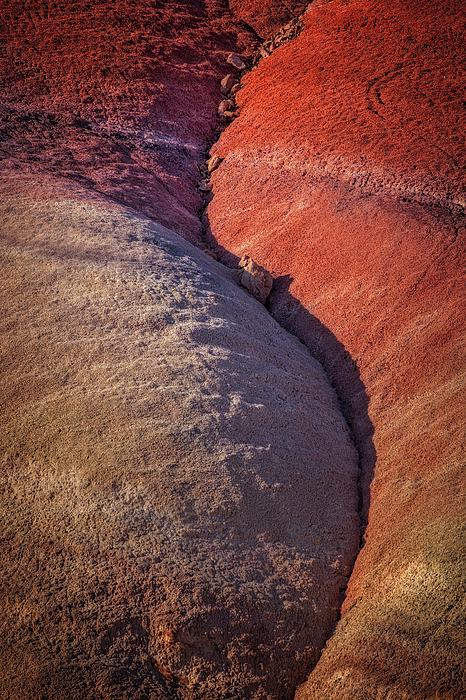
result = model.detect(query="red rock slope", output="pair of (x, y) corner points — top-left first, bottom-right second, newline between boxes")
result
(0, 0), (257, 242)
(229, 0), (309, 37)
(207, 0), (466, 697)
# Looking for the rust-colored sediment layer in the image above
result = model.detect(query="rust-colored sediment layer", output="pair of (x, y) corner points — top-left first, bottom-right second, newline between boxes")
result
(0, 2), (362, 699)
(207, 0), (466, 696)
(0, 0), (257, 241)
(229, 0), (309, 37)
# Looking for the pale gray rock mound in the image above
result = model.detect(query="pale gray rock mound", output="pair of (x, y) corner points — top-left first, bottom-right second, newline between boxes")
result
(238, 254), (274, 304)
(0, 177), (359, 700)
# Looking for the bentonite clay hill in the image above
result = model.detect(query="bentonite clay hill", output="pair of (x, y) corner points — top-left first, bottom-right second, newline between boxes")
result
(1, 176), (360, 699)
(206, 0), (466, 697)
(1, 0), (465, 699)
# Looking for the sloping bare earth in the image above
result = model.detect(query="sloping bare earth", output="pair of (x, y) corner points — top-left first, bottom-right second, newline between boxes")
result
(206, 0), (466, 697)
(0, 174), (360, 699)
(1, 0), (466, 698)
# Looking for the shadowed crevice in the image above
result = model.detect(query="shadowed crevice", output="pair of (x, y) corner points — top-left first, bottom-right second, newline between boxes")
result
(267, 274), (376, 541)
(203, 242), (375, 543)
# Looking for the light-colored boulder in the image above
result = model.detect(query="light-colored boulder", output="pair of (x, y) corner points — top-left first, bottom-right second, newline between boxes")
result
(207, 154), (221, 173)
(227, 53), (247, 71)
(238, 254), (274, 304)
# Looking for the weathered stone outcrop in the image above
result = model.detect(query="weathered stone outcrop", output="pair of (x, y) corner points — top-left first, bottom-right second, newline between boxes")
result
(206, 0), (466, 697)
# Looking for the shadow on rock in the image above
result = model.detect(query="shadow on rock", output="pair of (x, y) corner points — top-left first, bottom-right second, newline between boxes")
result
(267, 274), (376, 539)
(207, 236), (376, 540)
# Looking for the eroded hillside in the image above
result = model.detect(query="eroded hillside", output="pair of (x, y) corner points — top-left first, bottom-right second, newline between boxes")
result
(1, 0), (465, 699)
(207, 0), (466, 697)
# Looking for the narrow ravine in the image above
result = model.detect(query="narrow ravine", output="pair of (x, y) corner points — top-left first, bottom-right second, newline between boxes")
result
(191, 13), (374, 690)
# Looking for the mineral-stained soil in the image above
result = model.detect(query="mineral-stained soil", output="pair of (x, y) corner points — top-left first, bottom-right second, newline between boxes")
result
(206, 0), (466, 697)
(228, 0), (309, 38)
(2, 0), (466, 698)
(0, 0), (258, 242)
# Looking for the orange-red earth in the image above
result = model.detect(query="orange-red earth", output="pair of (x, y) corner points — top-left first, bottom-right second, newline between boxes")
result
(207, 0), (466, 697)
(1, 0), (466, 698)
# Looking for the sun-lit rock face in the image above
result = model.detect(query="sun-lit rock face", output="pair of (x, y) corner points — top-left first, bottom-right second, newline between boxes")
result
(206, 0), (466, 696)
(0, 176), (360, 700)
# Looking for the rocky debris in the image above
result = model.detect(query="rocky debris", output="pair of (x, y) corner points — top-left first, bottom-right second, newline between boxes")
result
(218, 99), (236, 117)
(252, 15), (306, 66)
(196, 54), (245, 200)
(227, 53), (247, 71)
(237, 254), (274, 304)
(197, 178), (212, 192)
(207, 154), (221, 173)
(259, 45), (271, 59)
(228, 0), (308, 38)
(196, 153), (222, 202)
(220, 73), (239, 95)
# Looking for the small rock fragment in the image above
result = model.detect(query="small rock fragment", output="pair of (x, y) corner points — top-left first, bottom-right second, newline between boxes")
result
(207, 154), (221, 173)
(230, 83), (242, 95)
(221, 74), (238, 92)
(203, 249), (218, 261)
(227, 53), (246, 71)
(237, 255), (273, 304)
(218, 99), (235, 116)
(198, 179), (212, 192)
(259, 46), (270, 59)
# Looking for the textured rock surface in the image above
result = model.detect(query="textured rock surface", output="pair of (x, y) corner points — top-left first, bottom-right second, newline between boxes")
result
(206, 0), (466, 697)
(2, 0), (466, 697)
(0, 0), (258, 242)
(229, 0), (308, 38)
(0, 175), (360, 699)
(238, 254), (273, 303)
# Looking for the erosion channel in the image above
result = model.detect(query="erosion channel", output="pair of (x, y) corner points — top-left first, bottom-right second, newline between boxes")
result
(1, 1), (465, 699)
